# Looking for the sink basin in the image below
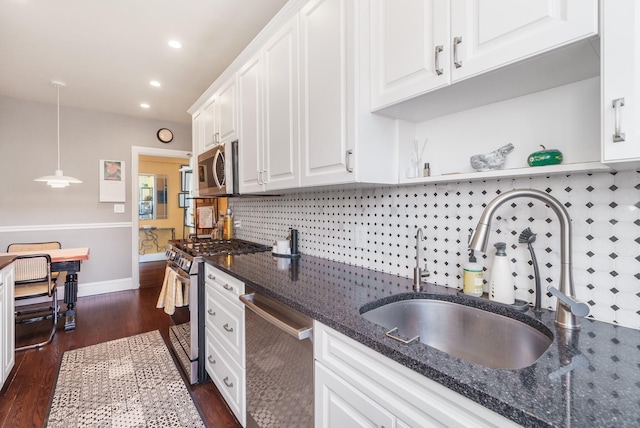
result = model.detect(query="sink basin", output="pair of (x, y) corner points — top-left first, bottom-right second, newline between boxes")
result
(361, 296), (553, 369)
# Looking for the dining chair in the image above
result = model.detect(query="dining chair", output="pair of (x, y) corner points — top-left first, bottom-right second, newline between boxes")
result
(7, 241), (67, 285)
(13, 254), (58, 351)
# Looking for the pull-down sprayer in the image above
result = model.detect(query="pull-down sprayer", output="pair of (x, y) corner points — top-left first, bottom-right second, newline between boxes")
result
(468, 189), (589, 329)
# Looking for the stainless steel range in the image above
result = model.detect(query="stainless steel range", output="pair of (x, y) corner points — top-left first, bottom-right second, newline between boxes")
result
(165, 238), (270, 384)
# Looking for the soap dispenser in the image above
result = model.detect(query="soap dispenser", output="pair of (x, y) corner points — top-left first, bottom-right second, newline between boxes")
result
(488, 242), (515, 304)
(462, 249), (483, 297)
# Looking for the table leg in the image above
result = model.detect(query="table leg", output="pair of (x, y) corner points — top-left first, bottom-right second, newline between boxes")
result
(63, 273), (78, 330)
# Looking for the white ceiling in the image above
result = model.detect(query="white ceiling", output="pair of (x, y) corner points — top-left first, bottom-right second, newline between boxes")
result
(0, 0), (289, 125)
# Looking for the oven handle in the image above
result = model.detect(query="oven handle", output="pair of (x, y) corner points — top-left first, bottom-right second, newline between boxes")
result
(240, 293), (312, 341)
(168, 265), (191, 284)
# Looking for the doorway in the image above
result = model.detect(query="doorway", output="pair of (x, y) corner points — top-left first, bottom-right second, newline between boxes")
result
(131, 146), (190, 289)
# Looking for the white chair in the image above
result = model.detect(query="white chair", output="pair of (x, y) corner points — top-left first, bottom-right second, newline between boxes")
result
(13, 254), (58, 351)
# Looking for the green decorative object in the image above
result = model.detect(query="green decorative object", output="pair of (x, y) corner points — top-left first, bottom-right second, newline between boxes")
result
(527, 145), (563, 167)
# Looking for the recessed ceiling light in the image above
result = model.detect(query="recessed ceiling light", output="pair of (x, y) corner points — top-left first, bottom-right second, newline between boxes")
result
(168, 40), (182, 49)
(150, 81), (161, 87)
(140, 103), (150, 109)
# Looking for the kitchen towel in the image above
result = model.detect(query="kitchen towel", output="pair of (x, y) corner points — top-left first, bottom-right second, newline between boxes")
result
(156, 266), (186, 315)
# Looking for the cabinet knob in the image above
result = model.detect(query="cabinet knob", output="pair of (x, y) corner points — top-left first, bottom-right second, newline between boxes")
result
(208, 309), (216, 316)
(208, 355), (216, 364)
(223, 323), (234, 333)
(222, 283), (234, 292)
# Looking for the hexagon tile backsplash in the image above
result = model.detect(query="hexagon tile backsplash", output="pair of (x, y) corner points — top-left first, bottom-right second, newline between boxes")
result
(231, 170), (640, 329)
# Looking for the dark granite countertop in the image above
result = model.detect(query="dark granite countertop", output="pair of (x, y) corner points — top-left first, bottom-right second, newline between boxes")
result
(204, 252), (640, 427)
(0, 255), (16, 270)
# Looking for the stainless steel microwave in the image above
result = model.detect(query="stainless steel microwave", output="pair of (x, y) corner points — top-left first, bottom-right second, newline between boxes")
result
(197, 140), (239, 197)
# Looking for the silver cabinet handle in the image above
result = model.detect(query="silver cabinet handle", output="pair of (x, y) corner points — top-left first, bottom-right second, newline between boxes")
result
(223, 376), (233, 388)
(222, 283), (234, 292)
(208, 274), (215, 280)
(345, 149), (354, 173)
(385, 327), (419, 345)
(453, 36), (463, 68)
(257, 170), (263, 185)
(612, 98), (626, 142)
(208, 355), (216, 364)
(208, 309), (216, 316)
(262, 169), (268, 184)
(223, 323), (233, 333)
(434, 45), (444, 76)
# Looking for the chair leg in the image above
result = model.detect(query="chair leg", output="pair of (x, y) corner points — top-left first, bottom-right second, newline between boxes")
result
(15, 288), (58, 352)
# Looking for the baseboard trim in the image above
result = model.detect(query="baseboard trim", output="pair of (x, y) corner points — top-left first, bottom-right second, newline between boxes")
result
(15, 277), (136, 307)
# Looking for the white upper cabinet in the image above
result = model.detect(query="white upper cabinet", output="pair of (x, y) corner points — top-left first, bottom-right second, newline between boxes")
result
(601, 0), (640, 167)
(300, 0), (397, 187)
(238, 54), (263, 194)
(370, 0), (450, 110)
(201, 76), (238, 153)
(262, 16), (300, 191)
(202, 96), (218, 152)
(450, 0), (598, 82)
(218, 77), (238, 146)
(371, 0), (598, 119)
(299, 0), (354, 186)
(238, 16), (300, 194)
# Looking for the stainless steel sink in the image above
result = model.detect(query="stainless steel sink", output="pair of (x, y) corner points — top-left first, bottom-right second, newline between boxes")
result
(361, 296), (553, 369)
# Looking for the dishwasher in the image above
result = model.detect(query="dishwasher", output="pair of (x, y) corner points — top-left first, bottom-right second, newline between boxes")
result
(240, 287), (314, 428)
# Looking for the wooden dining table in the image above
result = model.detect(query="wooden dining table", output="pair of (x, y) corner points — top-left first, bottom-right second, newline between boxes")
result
(0, 247), (90, 330)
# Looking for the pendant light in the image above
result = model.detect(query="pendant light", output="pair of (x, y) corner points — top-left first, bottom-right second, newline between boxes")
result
(34, 81), (82, 188)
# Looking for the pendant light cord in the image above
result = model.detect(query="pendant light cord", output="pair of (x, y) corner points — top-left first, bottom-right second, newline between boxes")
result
(56, 83), (61, 171)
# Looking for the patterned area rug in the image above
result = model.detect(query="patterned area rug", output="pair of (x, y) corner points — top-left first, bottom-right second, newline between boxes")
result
(46, 330), (204, 427)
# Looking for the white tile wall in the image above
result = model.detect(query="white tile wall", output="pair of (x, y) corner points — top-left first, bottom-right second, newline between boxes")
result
(231, 170), (640, 329)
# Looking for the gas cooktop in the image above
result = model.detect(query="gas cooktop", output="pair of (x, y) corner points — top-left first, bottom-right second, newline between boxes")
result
(170, 238), (271, 257)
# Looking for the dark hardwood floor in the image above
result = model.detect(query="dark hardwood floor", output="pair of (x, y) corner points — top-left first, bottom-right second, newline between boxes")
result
(139, 260), (168, 288)
(0, 263), (240, 428)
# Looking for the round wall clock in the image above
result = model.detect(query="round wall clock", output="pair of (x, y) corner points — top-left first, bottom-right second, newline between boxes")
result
(157, 128), (174, 143)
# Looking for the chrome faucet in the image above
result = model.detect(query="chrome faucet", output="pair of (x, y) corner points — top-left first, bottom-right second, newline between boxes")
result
(414, 228), (430, 291)
(468, 189), (589, 329)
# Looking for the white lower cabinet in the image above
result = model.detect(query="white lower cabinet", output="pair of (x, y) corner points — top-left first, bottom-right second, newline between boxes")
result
(1, 262), (15, 389)
(316, 362), (395, 428)
(314, 322), (520, 428)
(203, 265), (246, 426)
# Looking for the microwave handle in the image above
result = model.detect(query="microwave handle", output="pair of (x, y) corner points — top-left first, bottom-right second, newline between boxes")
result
(212, 149), (225, 189)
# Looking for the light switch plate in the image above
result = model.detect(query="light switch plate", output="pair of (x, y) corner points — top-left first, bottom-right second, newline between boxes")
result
(114, 204), (125, 213)
(354, 225), (368, 249)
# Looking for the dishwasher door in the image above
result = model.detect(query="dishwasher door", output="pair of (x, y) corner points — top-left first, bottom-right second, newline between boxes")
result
(241, 290), (314, 428)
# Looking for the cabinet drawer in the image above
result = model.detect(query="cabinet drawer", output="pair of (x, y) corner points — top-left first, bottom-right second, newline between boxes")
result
(204, 282), (245, 364)
(204, 264), (245, 299)
(204, 330), (245, 426)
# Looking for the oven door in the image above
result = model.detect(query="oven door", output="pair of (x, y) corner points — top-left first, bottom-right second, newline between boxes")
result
(165, 263), (200, 384)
